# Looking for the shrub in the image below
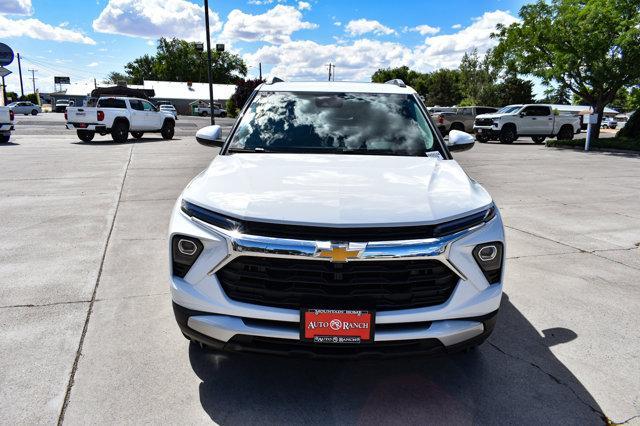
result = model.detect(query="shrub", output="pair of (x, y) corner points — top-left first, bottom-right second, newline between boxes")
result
(617, 109), (640, 139)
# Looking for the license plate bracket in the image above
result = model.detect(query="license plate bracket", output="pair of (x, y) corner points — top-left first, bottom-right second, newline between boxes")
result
(300, 309), (375, 344)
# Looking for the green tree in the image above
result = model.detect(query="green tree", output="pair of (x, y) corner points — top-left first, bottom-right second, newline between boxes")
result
(627, 87), (640, 112)
(541, 83), (571, 104)
(103, 72), (132, 85)
(371, 66), (420, 86)
(424, 69), (462, 106)
(109, 38), (247, 85)
(493, 0), (640, 138)
(458, 49), (497, 103)
(495, 74), (534, 105)
(231, 78), (264, 111)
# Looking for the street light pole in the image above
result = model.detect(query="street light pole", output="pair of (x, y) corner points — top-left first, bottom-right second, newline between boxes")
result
(204, 0), (215, 125)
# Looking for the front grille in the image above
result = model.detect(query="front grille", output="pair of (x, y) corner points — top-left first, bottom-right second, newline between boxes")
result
(217, 257), (458, 311)
(475, 118), (493, 126)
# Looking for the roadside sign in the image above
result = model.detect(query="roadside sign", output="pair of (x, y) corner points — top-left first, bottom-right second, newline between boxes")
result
(54, 76), (71, 84)
(216, 43), (225, 52)
(0, 43), (14, 66)
(194, 42), (204, 52)
(0, 66), (12, 78)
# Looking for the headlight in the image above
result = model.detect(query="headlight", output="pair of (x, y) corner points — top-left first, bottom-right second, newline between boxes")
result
(473, 241), (503, 284)
(181, 200), (242, 231)
(171, 235), (203, 278)
(492, 120), (499, 127)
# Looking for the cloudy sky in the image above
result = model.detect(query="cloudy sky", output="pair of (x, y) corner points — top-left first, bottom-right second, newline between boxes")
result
(0, 0), (525, 93)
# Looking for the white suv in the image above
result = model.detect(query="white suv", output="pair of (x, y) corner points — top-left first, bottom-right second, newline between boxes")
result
(169, 80), (505, 358)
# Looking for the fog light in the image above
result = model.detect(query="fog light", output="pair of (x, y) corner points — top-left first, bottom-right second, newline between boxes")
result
(178, 239), (198, 256)
(477, 245), (497, 262)
(172, 235), (203, 278)
(473, 242), (503, 284)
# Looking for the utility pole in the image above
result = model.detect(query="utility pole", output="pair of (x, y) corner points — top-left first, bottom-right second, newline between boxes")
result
(17, 53), (24, 97)
(259, 62), (262, 80)
(28, 69), (37, 94)
(203, 0), (215, 125)
(326, 63), (335, 81)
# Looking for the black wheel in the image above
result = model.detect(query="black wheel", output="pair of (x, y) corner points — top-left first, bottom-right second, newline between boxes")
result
(161, 120), (175, 140)
(557, 125), (574, 140)
(476, 134), (490, 143)
(77, 130), (95, 142)
(200, 111), (209, 117)
(220, 112), (227, 118)
(499, 127), (517, 144)
(0, 134), (10, 143)
(31, 109), (38, 116)
(532, 136), (546, 144)
(450, 122), (465, 132)
(131, 131), (144, 139)
(111, 120), (129, 143)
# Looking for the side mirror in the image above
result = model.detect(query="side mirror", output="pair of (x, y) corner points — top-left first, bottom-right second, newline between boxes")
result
(196, 125), (224, 147)
(519, 112), (526, 117)
(447, 130), (475, 152)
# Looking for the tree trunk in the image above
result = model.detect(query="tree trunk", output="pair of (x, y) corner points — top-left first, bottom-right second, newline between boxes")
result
(590, 103), (605, 140)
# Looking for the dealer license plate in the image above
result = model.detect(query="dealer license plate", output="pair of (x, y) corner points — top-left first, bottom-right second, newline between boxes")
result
(301, 309), (374, 344)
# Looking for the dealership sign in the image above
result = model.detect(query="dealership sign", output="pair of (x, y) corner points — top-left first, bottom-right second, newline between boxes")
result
(0, 43), (14, 67)
(54, 76), (71, 85)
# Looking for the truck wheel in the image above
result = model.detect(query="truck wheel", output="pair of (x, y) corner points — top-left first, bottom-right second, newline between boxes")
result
(111, 120), (129, 143)
(131, 131), (144, 139)
(200, 111), (209, 117)
(0, 134), (10, 143)
(499, 127), (516, 144)
(450, 122), (465, 132)
(161, 120), (175, 140)
(77, 130), (95, 142)
(532, 136), (546, 144)
(31, 109), (38, 116)
(476, 134), (490, 143)
(557, 125), (574, 140)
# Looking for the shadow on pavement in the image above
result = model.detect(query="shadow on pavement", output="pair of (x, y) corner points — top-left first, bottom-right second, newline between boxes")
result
(188, 294), (605, 425)
(0, 141), (20, 146)
(72, 137), (181, 146)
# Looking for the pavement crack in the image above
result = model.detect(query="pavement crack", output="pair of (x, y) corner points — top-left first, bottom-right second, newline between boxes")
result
(0, 299), (91, 309)
(56, 145), (134, 426)
(504, 225), (586, 253)
(488, 342), (607, 423)
(613, 414), (640, 425)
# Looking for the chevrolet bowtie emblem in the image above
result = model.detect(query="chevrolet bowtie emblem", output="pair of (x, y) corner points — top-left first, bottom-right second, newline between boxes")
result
(317, 245), (362, 262)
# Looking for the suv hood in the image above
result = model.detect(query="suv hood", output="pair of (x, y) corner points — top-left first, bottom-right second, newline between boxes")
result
(475, 113), (515, 120)
(182, 154), (493, 227)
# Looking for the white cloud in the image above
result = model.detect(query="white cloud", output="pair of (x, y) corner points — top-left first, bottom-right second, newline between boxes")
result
(297, 1), (311, 10)
(408, 24), (440, 36)
(93, 0), (221, 41)
(451, 23), (462, 29)
(0, 0), (32, 15)
(245, 39), (414, 81)
(0, 14), (96, 44)
(244, 10), (518, 82)
(334, 21), (341, 26)
(222, 5), (317, 44)
(345, 19), (396, 36)
(416, 10), (518, 68)
(87, 62), (99, 67)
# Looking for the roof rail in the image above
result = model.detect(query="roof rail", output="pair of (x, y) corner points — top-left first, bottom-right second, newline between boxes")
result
(385, 79), (406, 88)
(265, 76), (285, 85)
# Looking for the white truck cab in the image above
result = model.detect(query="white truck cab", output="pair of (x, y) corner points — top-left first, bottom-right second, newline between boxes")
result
(473, 104), (580, 144)
(65, 97), (176, 143)
(0, 106), (15, 143)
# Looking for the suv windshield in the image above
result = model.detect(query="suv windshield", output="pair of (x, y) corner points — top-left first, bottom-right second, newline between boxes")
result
(228, 91), (439, 156)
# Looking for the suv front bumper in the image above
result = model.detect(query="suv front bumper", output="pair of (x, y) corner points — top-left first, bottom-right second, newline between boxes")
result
(169, 200), (505, 357)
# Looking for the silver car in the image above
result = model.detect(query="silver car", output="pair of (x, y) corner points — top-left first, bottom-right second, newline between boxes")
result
(8, 101), (41, 115)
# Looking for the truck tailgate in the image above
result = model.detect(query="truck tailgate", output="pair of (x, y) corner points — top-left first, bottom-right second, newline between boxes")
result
(0, 108), (10, 123)
(66, 107), (98, 123)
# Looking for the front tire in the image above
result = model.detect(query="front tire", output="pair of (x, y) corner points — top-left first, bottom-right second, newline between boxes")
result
(31, 109), (38, 116)
(450, 122), (465, 132)
(532, 136), (546, 144)
(161, 120), (175, 140)
(0, 134), (10, 143)
(476, 134), (490, 143)
(131, 131), (144, 139)
(77, 130), (95, 142)
(200, 111), (209, 117)
(111, 120), (129, 143)
(499, 127), (517, 144)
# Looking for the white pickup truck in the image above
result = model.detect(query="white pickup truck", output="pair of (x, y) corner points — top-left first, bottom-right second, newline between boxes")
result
(0, 106), (15, 143)
(194, 104), (226, 117)
(473, 104), (580, 144)
(65, 97), (176, 143)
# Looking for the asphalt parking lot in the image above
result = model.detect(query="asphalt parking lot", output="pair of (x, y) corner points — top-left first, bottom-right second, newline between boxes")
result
(1, 115), (639, 425)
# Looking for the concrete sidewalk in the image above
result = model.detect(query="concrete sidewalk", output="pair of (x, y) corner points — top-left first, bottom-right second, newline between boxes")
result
(0, 131), (638, 424)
